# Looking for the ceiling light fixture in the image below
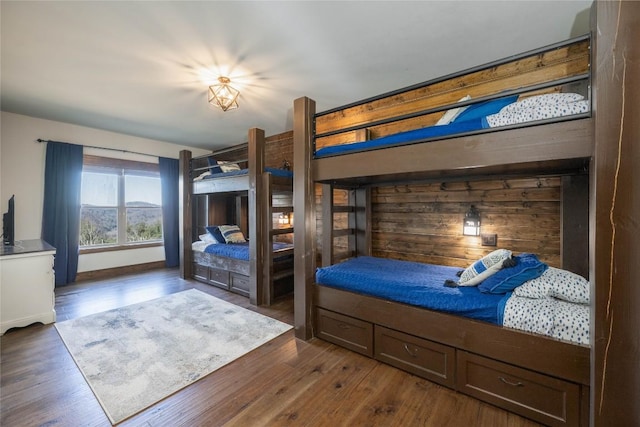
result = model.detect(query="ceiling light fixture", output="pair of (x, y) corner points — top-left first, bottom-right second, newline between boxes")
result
(208, 76), (239, 112)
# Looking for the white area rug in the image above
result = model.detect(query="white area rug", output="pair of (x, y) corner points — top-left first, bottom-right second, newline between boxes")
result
(55, 289), (292, 424)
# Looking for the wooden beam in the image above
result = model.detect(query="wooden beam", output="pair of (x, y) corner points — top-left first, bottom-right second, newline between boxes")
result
(293, 97), (316, 340)
(248, 128), (266, 306)
(178, 150), (193, 279)
(591, 1), (640, 425)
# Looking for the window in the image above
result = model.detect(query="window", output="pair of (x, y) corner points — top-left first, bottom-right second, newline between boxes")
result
(80, 155), (163, 248)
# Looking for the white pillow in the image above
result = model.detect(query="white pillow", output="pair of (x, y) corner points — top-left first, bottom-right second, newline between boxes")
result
(458, 249), (512, 286)
(199, 233), (217, 244)
(436, 95), (471, 126)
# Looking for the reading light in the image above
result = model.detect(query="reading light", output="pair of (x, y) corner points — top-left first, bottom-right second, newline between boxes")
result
(208, 76), (239, 112)
(278, 213), (290, 225)
(463, 205), (481, 236)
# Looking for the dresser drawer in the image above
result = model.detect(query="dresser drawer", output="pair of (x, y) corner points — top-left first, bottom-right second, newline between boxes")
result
(316, 308), (373, 357)
(230, 272), (250, 297)
(457, 351), (580, 426)
(374, 326), (455, 388)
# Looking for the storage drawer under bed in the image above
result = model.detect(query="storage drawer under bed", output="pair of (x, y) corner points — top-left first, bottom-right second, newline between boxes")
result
(230, 272), (250, 297)
(456, 351), (581, 426)
(315, 308), (373, 357)
(374, 325), (455, 388)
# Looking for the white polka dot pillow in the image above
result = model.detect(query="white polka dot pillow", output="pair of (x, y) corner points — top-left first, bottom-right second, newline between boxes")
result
(458, 249), (512, 287)
(513, 267), (590, 304)
(501, 93), (584, 114)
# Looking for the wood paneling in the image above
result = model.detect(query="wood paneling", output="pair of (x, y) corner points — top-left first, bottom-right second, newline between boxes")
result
(315, 176), (581, 271)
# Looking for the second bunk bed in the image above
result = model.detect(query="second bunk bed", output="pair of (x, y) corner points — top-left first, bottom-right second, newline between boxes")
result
(293, 34), (592, 426)
(179, 128), (294, 306)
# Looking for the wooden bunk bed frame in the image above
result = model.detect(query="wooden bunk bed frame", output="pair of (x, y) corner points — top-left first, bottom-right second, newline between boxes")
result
(179, 128), (294, 306)
(292, 34), (594, 427)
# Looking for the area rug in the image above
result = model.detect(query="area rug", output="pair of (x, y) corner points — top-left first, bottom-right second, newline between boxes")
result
(55, 288), (292, 424)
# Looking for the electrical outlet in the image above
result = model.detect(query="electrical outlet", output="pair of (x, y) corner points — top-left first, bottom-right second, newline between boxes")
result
(481, 233), (497, 246)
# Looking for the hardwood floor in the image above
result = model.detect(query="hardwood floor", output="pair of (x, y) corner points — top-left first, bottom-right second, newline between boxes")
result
(1, 268), (542, 426)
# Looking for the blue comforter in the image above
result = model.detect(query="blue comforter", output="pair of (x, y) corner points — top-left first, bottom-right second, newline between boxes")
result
(315, 118), (487, 157)
(204, 241), (293, 261)
(315, 256), (510, 324)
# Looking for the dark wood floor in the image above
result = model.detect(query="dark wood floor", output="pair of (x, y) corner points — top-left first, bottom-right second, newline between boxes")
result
(1, 268), (542, 426)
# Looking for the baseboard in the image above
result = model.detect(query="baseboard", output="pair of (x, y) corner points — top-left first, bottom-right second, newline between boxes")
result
(75, 261), (167, 282)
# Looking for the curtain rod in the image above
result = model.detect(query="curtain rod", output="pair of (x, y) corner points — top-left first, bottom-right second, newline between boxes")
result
(36, 138), (159, 159)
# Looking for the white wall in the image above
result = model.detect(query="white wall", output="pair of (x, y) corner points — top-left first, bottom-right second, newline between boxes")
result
(0, 111), (209, 273)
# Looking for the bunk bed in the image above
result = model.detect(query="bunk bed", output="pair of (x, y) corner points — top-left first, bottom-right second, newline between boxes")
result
(293, 35), (592, 426)
(179, 128), (294, 306)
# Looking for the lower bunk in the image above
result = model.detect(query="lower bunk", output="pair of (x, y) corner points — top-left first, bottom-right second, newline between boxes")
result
(192, 239), (294, 300)
(313, 255), (590, 427)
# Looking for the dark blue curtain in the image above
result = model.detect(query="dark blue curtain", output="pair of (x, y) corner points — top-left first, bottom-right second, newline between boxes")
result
(42, 141), (83, 286)
(159, 157), (179, 268)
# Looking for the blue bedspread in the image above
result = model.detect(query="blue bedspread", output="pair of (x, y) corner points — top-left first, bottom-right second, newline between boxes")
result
(315, 118), (487, 158)
(204, 241), (293, 261)
(315, 256), (510, 324)
(205, 167), (293, 179)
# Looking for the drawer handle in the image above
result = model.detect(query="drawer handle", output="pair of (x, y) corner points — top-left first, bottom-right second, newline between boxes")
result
(499, 376), (524, 387)
(403, 344), (418, 358)
(337, 323), (350, 330)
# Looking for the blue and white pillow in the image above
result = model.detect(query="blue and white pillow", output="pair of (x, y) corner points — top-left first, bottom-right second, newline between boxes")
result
(205, 225), (225, 243)
(217, 224), (246, 243)
(478, 253), (548, 294)
(458, 249), (512, 286)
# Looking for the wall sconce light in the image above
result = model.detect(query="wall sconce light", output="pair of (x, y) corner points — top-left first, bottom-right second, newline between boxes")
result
(278, 212), (291, 225)
(208, 76), (239, 112)
(463, 205), (481, 236)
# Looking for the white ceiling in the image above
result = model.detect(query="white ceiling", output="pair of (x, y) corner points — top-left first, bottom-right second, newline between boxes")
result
(1, 1), (592, 151)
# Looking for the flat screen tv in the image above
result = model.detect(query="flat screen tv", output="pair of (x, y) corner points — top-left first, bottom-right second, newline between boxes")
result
(3, 195), (15, 246)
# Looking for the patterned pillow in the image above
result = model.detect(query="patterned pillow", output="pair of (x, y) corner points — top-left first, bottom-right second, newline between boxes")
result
(218, 161), (241, 173)
(458, 249), (512, 286)
(513, 267), (590, 304)
(217, 225), (246, 243)
(501, 93), (584, 114)
(478, 253), (548, 294)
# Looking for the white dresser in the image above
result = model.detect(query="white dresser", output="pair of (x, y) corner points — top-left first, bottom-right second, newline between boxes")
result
(1, 240), (56, 334)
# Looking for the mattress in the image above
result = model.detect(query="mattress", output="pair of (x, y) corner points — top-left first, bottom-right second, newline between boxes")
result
(193, 241), (293, 261)
(315, 256), (509, 324)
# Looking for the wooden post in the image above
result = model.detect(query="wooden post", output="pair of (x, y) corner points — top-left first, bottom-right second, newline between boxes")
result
(591, 1), (640, 425)
(248, 128), (266, 306)
(178, 150), (192, 279)
(293, 97), (316, 340)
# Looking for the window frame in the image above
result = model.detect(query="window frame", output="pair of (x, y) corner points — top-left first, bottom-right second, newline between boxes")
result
(79, 155), (164, 253)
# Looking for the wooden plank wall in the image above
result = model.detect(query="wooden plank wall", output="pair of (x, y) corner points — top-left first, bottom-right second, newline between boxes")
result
(317, 176), (564, 269)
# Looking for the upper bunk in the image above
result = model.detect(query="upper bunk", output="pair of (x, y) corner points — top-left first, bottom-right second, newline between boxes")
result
(183, 129), (294, 196)
(294, 35), (593, 187)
